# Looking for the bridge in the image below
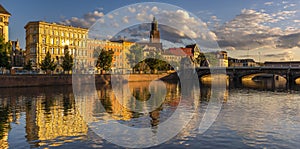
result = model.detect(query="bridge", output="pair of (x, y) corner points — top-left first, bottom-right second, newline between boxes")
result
(195, 67), (300, 87)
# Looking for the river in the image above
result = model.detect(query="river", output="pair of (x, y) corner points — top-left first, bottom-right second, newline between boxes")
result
(0, 79), (300, 148)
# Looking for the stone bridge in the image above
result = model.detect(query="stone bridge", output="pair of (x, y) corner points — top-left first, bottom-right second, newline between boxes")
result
(195, 67), (300, 86)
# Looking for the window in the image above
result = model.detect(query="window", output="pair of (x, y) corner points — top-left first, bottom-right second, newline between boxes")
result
(50, 38), (53, 44)
(56, 38), (59, 45)
(42, 47), (46, 54)
(51, 48), (54, 54)
(30, 48), (36, 53)
(42, 37), (46, 44)
(61, 32), (64, 37)
(0, 17), (3, 22)
(56, 48), (59, 54)
(33, 35), (37, 43)
(0, 27), (3, 36)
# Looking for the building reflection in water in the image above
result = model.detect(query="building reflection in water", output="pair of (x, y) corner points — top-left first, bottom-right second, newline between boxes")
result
(0, 86), (88, 148)
(0, 80), (229, 148)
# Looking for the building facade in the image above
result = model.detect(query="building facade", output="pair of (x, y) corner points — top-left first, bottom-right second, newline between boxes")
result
(24, 21), (88, 72)
(11, 40), (25, 67)
(0, 5), (10, 42)
(150, 17), (160, 43)
(86, 39), (135, 74)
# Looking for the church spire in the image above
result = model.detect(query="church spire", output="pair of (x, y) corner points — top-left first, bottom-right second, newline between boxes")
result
(150, 16), (160, 43)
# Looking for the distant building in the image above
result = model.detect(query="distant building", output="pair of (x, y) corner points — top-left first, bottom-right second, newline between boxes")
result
(137, 17), (163, 51)
(0, 4), (10, 42)
(86, 39), (135, 73)
(264, 61), (300, 67)
(162, 47), (193, 64)
(150, 17), (160, 43)
(24, 21), (88, 72)
(216, 51), (228, 67)
(10, 40), (25, 67)
(228, 57), (259, 67)
(185, 44), (200, 57)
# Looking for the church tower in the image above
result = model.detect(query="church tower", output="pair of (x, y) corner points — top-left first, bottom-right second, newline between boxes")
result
(0, 4), (10, 42)
(150, 17), (160, 43)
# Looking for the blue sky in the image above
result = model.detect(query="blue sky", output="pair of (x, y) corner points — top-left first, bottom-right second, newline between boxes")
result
(1, 0), (300, 61)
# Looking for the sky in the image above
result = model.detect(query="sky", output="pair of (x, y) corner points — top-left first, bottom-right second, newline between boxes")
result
(1, 0), (300, 62)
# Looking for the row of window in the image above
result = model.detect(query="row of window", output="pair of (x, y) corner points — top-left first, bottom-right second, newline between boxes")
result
(29, 27), (87, 39)
(30, 47), (88, 57)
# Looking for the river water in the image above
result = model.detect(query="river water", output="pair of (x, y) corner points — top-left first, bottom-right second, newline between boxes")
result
(0, 79), (300, 148)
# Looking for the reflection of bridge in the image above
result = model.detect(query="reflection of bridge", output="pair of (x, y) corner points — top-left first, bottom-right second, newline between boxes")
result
(196, 67), (300, 87)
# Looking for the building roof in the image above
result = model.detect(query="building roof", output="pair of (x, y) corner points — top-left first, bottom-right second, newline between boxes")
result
(0, 4), (11, 15)
(265, 61), (300, 64)
(24, 21), (89, 30)
(164, 48), (193, 56)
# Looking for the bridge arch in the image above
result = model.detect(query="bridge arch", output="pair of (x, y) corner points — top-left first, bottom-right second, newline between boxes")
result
(200, 74), (229, 85)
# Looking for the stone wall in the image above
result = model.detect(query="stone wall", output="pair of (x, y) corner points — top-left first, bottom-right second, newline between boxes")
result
(0, 73), (178, 88)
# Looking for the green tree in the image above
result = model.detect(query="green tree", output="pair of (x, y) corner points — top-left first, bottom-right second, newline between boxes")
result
(23, 60), (33, 71)
(205, 52), (218, 67)
(195, 52), (210, 67)
(61, 46), (73, 74)
(145, 52), (169, 73)
(126, 45), (147, 73)
(0, 36), (11, 74)
(96, 49), (114, 74)
(40, 51), (57, 74)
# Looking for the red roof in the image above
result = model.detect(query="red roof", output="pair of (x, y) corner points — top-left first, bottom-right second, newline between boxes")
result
(165, 48), (193, 56)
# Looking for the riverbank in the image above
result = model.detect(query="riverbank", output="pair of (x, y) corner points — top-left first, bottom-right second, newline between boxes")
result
(0, 73), (178, 88)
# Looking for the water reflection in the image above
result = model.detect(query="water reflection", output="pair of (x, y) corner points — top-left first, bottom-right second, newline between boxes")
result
(242, 74), (287, 90)
(0, 79), (300, 148)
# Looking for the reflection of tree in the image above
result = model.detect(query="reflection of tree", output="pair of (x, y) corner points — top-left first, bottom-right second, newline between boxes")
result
(0, 106), (10, 140)
(42, 96), (55, 113)
(63, 95), (74, 116)
(200, 84), (212, 102)
(150, 106), (162, 128)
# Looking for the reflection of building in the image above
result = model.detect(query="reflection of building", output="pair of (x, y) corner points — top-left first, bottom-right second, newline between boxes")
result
(24, 21), (88, 71)
(26, 95), (88, 147)
(0, 4), (10, 42)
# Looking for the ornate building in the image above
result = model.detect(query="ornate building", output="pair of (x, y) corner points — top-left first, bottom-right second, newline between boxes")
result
(150, 17), (160, 43)
(137, 17), (162, 51)
(11, 40), (25, 67)
(24, 21), (88, 72)
(86, 39), (135, 74)
(0, 4), (10, 42)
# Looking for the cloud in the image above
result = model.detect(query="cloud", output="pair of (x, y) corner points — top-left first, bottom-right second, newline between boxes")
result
(214, 8), (300, 51)
(151, 6), (159, 13)
(264, 2), (274, 6)
(122, 16), (129, 24)
(294, 20), (300, 23)
(264, 51), (294, 61)
(59, 10), (104, 28)
(128, 7), (136, 13)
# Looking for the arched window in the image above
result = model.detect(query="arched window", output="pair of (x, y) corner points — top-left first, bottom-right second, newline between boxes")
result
(0, 26), (3, 36)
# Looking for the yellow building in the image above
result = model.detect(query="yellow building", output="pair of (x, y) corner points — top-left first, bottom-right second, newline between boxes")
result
(24, 21), (88, 72)
(86, 39), (135, 74)
(0, 4), (10, 42)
